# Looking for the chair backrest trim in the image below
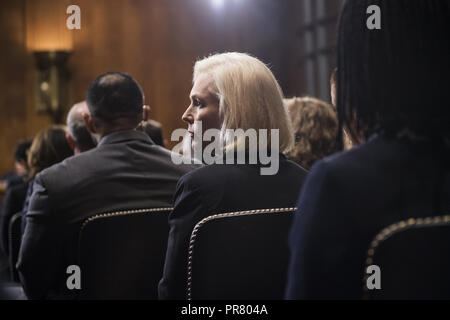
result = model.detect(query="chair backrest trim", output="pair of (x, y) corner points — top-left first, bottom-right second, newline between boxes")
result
(363, 214), (450, 298)
(8, 211), (22, 282)
(78, 207), (173, 299)
(186, 207), (297, 300)
(80, 207), (173, 232)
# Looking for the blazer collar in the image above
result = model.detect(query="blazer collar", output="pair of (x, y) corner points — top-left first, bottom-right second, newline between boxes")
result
(215, 150), (287, 164)
(98, 130), (154, 147)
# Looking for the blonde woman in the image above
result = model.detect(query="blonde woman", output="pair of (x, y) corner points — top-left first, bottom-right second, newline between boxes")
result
(159, 52), (308, 299)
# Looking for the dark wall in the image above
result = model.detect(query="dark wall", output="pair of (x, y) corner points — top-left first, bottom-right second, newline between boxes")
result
(0, 0), (317, 174)
(0, 0), (53, 175)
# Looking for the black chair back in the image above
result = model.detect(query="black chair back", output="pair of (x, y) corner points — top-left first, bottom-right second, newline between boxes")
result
(8, 211), (22, 282)
(78, 208), (172, 299)
(364, 215), (450, 299)
(187, 207), (296, 300)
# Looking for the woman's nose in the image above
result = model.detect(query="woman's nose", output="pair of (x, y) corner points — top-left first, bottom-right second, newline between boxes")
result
(182, 106), (194, 124)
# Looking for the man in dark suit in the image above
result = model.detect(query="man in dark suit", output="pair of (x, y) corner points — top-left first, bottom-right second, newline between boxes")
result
(17, 72), (197, 299)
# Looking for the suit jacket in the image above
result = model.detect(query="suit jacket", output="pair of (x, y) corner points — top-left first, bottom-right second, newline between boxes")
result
(158, 154), (308, 299)
(0, 181), (28, 255)
(0, 181), (28, 281)
(17, 130), (197, 299)
(286, 133), (450, 299)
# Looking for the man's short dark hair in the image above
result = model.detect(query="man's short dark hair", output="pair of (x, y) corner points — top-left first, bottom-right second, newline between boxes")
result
(14, 140), (32, 163)
(86, 72), (144, 122)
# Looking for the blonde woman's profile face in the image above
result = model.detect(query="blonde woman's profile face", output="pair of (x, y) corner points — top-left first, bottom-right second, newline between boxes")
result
(182, 73), (221, 150)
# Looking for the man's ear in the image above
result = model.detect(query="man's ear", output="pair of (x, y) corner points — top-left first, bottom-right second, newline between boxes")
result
(66, 133), (77, 152)
(82, 112), (96, 134)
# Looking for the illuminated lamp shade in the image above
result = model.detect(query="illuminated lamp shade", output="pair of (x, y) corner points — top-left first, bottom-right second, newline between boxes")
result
(212, 0), (225, 9)
(26, 0), (73, 123)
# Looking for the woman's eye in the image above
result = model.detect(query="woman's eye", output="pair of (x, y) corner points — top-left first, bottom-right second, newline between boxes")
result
(193, 99), (204, 108)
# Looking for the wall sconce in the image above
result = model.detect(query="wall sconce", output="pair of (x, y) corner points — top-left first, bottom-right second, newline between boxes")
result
(26, 0), (73, 123)
(33, 51), (71, 123)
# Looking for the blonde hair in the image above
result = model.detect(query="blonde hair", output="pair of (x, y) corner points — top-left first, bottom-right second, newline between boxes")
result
(193, 52), (294, 153)
(285, 97), (340, 169)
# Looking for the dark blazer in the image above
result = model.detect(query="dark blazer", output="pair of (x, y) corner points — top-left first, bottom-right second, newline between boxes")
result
(0, 181), (28, 281)
(286, 134), (450, 299)
(0, 181), (28, 254)
(158, 154), (308, 299)
(17, 130), (197, 299)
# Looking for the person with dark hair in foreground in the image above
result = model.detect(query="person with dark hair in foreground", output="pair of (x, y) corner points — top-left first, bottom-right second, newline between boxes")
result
(17, 72), (197, 299)
(286, 0), (450, 299)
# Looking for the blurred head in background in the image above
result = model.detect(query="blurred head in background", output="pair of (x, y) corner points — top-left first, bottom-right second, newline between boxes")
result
(13, 140), (32, 177)
(285, 97), (340, 169)
(27, 125), (74, 181)
(136, 119), (166, 148)
(66, 101), (97, 154)
(0, 139), (32, 188)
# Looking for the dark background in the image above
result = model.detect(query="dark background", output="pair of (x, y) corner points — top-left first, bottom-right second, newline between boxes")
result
(0, 0), (343, 174)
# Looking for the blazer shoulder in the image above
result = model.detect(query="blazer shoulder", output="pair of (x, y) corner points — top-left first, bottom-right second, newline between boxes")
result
(283, 158), (308, 177)
(36, 150), (96, 191)
(318, 134), (404, 173)
(152, 145), (202, 173)
(177, 164), (222, 187)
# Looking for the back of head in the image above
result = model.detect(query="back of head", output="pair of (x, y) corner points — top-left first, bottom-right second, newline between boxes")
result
(194, 52), (294, 153)
(285, 97), (340, 169)
(86, 72), (144, 130)
(27, 125), (74, 180)
(136, 119), (164, 147)
(14, 140), (32, 164)
(13, 139), (32, 177)
(67, 101), (97, 152)
(337, 0), (450, 143)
